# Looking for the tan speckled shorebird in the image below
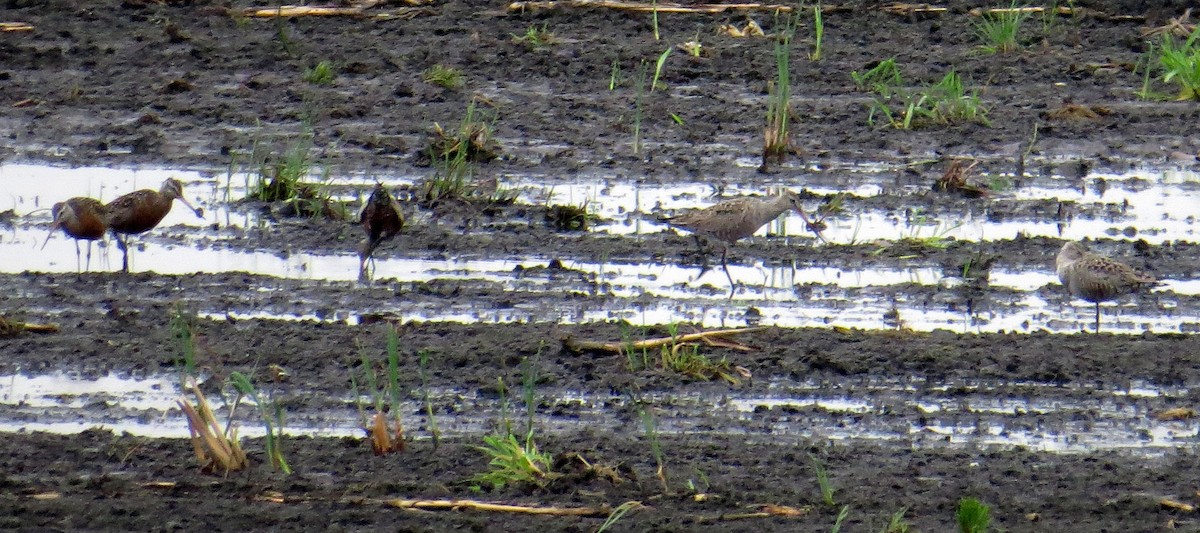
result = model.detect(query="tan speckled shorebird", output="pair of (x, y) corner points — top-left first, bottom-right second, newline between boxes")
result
(665, 189), (814, 290)
(358, 183), (405, 279)
(105, 178), (204, 272)
(41, 197), (108, 271)
(1056, 241), (1157, 332)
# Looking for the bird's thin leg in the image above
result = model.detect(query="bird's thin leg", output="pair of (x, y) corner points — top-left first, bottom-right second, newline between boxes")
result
(73, 240), (82, 273)
(359, 256), (377, 283)
(114, 234), (130, 273)
(359, 237), (381, 282)
(693, 235), (710, 265)
(84, 241), (93, 273)
(720, 246), (736, 296)
(690, 235), (714, 281)
(1094, 302), (1101, 333)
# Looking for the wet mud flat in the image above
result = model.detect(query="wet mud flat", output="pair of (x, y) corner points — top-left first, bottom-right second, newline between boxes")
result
(3, 0), (1200, 531)
(7, 314), (1200, 530)
(2, 428), (1199, 531)
(1, 0), (1199, 173)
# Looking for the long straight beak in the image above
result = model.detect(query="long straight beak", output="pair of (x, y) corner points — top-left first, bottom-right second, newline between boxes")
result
(41, 222), (61, 250)
(793, 206), (828, 244)
(177, 195), (204, 218)
(792, 205), (814, 226)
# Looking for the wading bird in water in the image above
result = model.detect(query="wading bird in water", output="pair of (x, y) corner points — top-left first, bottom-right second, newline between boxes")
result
(1056, 241), (1158, 333)
(358, 183), (404, 279)
(41, 197), (108, 272)
(105, 178), (203, 272)
(665, 189), (815, 291)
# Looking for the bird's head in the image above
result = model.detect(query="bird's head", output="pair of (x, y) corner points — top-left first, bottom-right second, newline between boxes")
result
(1057, 241), (1088, 264)
(41, 202), (68, 250)
(782, 190), (804, 210)
(160, 178), (185, 199)
(162, 178), (204, 218)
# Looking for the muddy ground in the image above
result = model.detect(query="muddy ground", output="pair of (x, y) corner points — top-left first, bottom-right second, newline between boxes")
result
(4, 0), (1200, 530)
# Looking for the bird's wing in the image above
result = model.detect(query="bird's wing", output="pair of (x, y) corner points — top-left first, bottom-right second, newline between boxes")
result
(1080, 256), (1155, 286)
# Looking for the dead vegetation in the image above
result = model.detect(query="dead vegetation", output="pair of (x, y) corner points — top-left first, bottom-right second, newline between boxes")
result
(0, 314), (59, 338)
(1141, 8), (1195, 38)
(178, 378), (249, 474)
(932, 159), (989, 198)
(508, 1), (795, 14)
(1043, 102), (1111, 122)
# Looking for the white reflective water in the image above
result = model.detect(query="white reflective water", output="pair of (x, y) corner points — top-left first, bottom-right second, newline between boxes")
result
(2, 372), (1193, 455)
(1, 162), (1197, 334)
(6, 163), (1199, 241)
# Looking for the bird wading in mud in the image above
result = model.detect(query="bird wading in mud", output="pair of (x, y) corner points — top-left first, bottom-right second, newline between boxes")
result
(42, 197), (109, 272)
(358, 182), (405, 280)
(1055, 241), (1158, 333)
(105, 178), (204, 272)
(664, 189), (816, 293)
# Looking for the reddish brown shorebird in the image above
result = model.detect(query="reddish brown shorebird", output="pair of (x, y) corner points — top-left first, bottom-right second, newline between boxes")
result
(41, 197), (108, 271)
(1056, 241), (1158, 333)
(358, 183), (404, 278)
(665, 189), (814, 290)
(105, 178), (203, 272)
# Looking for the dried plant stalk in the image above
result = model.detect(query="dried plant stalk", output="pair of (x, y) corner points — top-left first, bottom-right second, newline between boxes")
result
(563, 327), (763, 354)
(509, 0), (795, 14)
(370, 411), (406, 455)
(178, 378), (248, 474)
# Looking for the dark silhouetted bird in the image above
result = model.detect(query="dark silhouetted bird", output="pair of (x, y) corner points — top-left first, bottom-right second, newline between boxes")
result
(358, 183), (404, 278)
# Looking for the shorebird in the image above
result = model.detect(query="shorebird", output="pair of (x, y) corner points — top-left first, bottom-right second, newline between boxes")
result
(41, 197), (108, 271)
(665, 189), (814, 290)
(358, 183), (404, 278)
(105, 178), (203, 272)
(1056, 241), (1157, 332)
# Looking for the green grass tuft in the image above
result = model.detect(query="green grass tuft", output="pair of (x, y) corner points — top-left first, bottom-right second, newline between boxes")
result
(762, 12), (796, 169)
(1160, 26), (1200, 100)
(512, 24), (556, 49)
(472, 433), (554, 490)
(956, 497), (992, 533)
(302, 60), (335, 84)
(244, 132), (347, 220)
(863, 68), (989, 129)
(883, 507), (911, 533)
(812, 455), (836, 506)
(229, 371), (291, 474)
(422, 64), (464, 89)
(973, 3), (1031, 54)
(851, 58), (902, 96)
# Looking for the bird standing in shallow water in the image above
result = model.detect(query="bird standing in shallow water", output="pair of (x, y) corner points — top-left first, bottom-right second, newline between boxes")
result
(105, 178), (203, 272)
(1056, 241), (1157, 333)
(665, 189), (814, 291)
(42, 197), (108, 272)
(358, 183), (405, 279)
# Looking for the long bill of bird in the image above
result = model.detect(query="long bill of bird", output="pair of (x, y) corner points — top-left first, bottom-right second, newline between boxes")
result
(782, 190), (826, 242)
(40, 203), (67, 250)
(163, 178), (205, 218)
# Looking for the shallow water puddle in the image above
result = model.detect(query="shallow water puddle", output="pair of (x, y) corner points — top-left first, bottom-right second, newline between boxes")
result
(5, 163), (1199, 242)
(9, 218), (1184, 332)
(1, 163), (1194, 333)
(2, 372), (178, 410)
(1, 372), (1194, 456)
